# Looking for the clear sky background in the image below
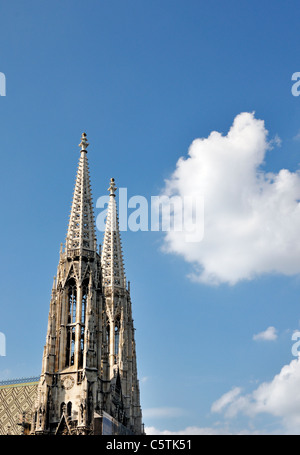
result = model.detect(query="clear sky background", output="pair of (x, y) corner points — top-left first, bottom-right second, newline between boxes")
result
(1, 0), (300, 435)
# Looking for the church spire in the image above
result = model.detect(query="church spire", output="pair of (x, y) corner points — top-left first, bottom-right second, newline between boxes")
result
(66, 133), (96, 253)
(31, 135), (143, 436)
(101, 178), (126, 289)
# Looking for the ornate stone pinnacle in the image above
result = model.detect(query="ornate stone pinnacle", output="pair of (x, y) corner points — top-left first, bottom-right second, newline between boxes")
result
(66, 134), (96, 253)
(79, 132), (89, 152)
(108, 178), (117, 196)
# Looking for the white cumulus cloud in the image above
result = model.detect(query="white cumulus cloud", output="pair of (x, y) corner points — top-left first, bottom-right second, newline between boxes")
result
(161, 112), (300, 285)
(253, 326), (278, 341)
(211, 357), (300, 433)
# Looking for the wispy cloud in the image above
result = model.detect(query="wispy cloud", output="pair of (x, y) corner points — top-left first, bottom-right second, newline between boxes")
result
(145, 425), (232, 435)
(253, 326), (278, 341)
(211, 387), (242, 414)
(145, 425), (266, 435)
(269, 133), (282, 148)
(211, 356), (300, 434)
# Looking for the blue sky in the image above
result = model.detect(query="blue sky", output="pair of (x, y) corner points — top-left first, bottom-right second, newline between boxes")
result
(1, 0), (300, 434)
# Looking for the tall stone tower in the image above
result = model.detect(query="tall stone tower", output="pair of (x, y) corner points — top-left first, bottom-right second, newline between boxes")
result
(31, 134), (143, 435)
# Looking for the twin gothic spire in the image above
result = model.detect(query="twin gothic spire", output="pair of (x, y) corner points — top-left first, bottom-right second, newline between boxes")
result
(66, 133), (125, 288)
(66, 133), (96, 253)
(101, 177), (126, 288)
(32, 132), (143, 435)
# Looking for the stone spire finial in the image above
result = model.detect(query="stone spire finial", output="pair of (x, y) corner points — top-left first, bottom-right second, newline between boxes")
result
(66, 134), (96, 252)
(108, 177), (117, 197)
(79, 132), (89, 152)
(101, 178), (126, 288)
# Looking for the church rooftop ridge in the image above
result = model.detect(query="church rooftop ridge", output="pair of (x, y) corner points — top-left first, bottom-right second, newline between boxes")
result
(0, 376), (40, 386)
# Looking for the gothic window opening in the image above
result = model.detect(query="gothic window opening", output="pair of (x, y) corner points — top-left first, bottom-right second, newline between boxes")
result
(106, 322), (110, 353)
(67, 402), (72, 419)
(114, 317), (120, 362)
(70, 327), (75, 365)
(82, 285), (87, 324)
(65, 326), (76, 367)
(65, 280), (77, 367)
(67, 281), (77, 325)
(65, 327), (70, 367)
(60, 402), (65, 416)
(79, 326), (85, 369)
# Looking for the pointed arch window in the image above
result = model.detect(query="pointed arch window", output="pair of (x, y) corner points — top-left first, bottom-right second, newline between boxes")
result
(82, 284), (87, 324)
(114, 317), (120, 362)
(78, 281), (88, 368)
(67, 281), (77, 324)
(67, 402), (72, 419)
(60, 402), (66, 416)
(66, 326), (76, 367)
(65, 279), (77, 367)
(79, 326), (85, 367)
(106, 322), (110, 353)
